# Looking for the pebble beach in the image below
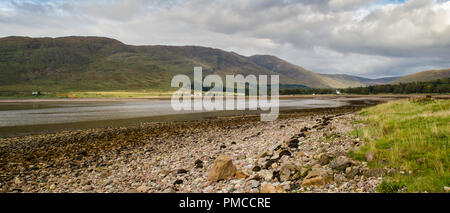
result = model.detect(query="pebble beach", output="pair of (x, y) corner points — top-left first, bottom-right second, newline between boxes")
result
(0, 101), (388, 193)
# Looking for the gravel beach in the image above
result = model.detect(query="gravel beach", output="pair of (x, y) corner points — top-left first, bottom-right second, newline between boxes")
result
(0, 101), (387, 193)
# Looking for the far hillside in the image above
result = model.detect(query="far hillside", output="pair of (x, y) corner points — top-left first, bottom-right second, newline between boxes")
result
(0, 36), (350, 95)
(248, 55), (364, 88)
(1, 36), (449, 97)
(320, 74), (399, 86)
(393, 69), (450, 84)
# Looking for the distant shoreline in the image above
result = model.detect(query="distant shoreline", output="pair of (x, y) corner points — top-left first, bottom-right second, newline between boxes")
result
(0, 94), (449, 103)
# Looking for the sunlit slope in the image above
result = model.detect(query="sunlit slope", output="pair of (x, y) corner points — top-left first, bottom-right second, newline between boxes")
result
(249, 55), (357, 88)
(2, 36), (434, 93)
(394, 69), (450, 84)
(0, 36), (311, 92)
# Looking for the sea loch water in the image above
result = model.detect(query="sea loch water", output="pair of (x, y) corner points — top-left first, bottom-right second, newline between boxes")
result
(0, 98), (346, 137)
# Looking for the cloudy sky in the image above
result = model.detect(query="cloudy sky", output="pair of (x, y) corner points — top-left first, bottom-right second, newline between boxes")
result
(1, 0), (449, 78)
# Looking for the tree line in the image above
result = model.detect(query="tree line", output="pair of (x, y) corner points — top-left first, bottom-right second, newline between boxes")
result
(280, 78), (450, 95)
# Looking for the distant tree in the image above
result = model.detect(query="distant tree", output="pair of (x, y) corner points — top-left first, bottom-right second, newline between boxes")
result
(392, 84), (404, 94)
(434, 84), (450, 93)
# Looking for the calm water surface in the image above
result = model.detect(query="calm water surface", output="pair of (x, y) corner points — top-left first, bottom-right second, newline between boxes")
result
(0, 98), (346, 137)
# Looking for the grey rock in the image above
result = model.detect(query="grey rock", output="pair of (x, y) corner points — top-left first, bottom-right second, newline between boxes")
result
(365, 151), (375, 162)
(319, 154), (333, 165)
(329, 156), (352, 171)
(363, 168), (385, 177)
(334, 173), (347, 184)
(249, 180), (260, 188)
(345, 166), (360, 179)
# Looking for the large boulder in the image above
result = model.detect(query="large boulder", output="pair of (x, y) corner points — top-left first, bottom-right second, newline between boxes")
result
(207, 155), (237, 181)
(329, 156), (352, 171)
(235, 170), (248, 179)
(345, 166), (360, 179)
(260, 183), (285, 193)
(362, 168), (385, 177)
(279, 163), (300, 182)
(302, 176), (326, 187)
(302, 168), (332, 187)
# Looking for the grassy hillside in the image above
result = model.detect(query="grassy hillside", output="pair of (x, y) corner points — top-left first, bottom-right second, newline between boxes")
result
(2, 36), (397, 96)
(0, 36), (159, 92)
(233, 55), (403, 88)
(350, 99), (449, 192)
(394, 69), (450, 84)
(2, 36), (445, 96)
(321, 74), (399, 86)
(0, 36), (341, 95)
(249, 55), (344, 88)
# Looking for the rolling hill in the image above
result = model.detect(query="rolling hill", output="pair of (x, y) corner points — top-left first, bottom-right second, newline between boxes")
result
(0, 36), (447, 94)
(0, 36), (325, 92)
(393, 69), (450, 84)
(320, 74), (399, 86)
(248, 55), (366, 88)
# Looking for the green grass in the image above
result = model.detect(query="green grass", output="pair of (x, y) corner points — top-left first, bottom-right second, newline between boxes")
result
(0, 90), (175, 99)
(65, 91), (174, 98)
(350, 99), (449, 192)
(376, 181), (406, 193)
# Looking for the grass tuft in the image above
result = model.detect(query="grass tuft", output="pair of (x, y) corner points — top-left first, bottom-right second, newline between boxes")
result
(377, 180), (406, 193)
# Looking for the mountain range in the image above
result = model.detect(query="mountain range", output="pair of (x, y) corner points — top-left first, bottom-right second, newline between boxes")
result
(0, 36), (449, 93)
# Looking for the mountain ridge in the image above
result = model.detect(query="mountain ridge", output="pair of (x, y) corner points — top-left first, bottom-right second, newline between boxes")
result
(393, 69), (450, 84)
(320, 74), (400, 86)
(0, 36), (448, 93)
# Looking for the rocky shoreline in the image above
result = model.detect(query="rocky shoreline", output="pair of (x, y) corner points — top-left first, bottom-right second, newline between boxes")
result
(0, 102), (386, 193)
